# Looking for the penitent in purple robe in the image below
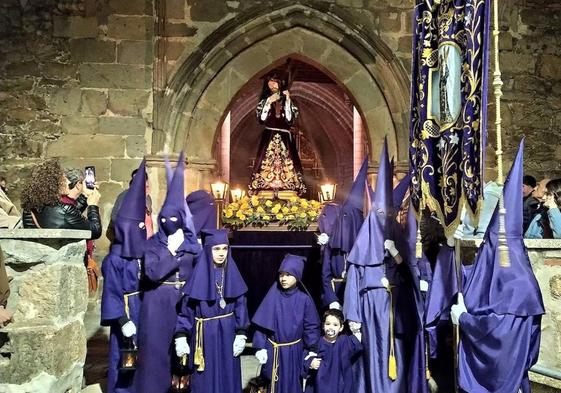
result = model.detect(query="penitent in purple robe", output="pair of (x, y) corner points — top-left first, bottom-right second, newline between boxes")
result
(303, 335), (362, 393)
(343, 138), (406, 393)
(136, 153), (201, 393)
(101, 159), (148, 393)
(458, 140), (544, 393)
(252, 254), (321, 393)
(323, 158), (368, 306)
(176, 229), (249, 393)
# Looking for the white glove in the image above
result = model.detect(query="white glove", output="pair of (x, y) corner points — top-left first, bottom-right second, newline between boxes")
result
(381, 277), (389, 288)
(121, 321), (136, 337)
(329, 301), (342, 310)
(175, 337), (190, 357)
(233, 335), (247, 357)
(384, 239), (399, 257)
(420, 280), (429, 292)
(255, 348), (268, 364)
(167, 229), (185, 255)
(451, 293), (467, 325)
(305, 351), (318, 361)
(348, 321), (362, 334)
(317, 233), (330, 245)
(446, 235), (455, 247)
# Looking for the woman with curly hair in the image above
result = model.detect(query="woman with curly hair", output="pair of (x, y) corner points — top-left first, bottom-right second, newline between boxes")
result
(21, 159), (102, 239)
(525, 178), (561, 239)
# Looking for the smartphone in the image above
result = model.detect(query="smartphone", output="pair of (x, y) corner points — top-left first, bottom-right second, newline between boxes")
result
(84, 166), (96, 189)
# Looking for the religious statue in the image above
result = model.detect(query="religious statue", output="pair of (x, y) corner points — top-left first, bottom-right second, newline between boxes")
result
(248, 73), (307, 198)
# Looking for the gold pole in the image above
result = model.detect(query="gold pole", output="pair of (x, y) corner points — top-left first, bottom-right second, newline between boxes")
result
(492, 0), (510, 267)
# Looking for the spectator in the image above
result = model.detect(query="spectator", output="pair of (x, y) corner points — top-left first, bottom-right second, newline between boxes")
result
(0, 177), (7, 193)
(0, 246), (13, 326)
(0, 187), (21, 229)
(525, 178), (561, 239)
(461, 181), (502, 238)
(20, 159), (102, 239)
(522, 175), (539, 233)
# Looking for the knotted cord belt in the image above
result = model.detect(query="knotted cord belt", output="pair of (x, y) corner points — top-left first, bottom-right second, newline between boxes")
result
(159, 280), (185, 289)
(267, 338), (302, 393)
(330, 278), (346, 293)
(193, 312), (234, 371)
(387, 284), (397, 381)
(123, 291), (140, 319)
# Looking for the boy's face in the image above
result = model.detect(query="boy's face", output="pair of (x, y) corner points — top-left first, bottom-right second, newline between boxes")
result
(278, 272), (297, 289)
(212, 244), (228, 265)
(323, 315), (344, 339)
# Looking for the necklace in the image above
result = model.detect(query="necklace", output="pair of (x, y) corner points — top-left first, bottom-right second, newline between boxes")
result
(215, 265), (226, 309)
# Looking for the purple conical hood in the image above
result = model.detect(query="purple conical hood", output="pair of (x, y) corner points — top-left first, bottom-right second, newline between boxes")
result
(373, 137), (393, 215)
(164, 156), (173, 186)
(114, 159), (147, 258)
(318, 203), (340, 235)
(186, 189), (217, 235)
(463, 139), (544, 317)
(329, 157), (368, 252)
(158, 152), (197, 241)
(393, 173), (411, 210)
(347, 143), (392, 265)
(184, 229), (247, 301)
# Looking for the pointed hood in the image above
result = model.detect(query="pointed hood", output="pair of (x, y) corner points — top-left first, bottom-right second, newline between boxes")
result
(114, 159), (147, 258)
(184, 229), (247, 301)
(164, 156), (173, 185)
(186, 190), (217, 236)
(393, 173), (411, 210)
(347, 141), (392, 265)
(156, 152), (199, 251)
(463, 139), (544, 316)
(329, 157), (368, 253)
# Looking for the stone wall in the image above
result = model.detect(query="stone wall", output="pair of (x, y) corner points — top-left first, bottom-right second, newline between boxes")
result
(0, 229), (90, 393)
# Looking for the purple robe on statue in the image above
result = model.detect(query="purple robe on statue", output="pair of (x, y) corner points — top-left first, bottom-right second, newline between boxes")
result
(101, 159), (148, 393)
(136, 153), (201, 393)
(459, 140), (545, 393)
(176, 229), (249, 393)
(323, 158), (368, 306)
(303, 335), (363, 393)
(343, 138), (406, 393)
(252, 254), (321, 393)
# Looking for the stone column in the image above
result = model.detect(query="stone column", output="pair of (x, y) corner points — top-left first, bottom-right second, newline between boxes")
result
(353, 106), (365, 177)
(0, 229), (90, 393)
(221, 112), (231, 183)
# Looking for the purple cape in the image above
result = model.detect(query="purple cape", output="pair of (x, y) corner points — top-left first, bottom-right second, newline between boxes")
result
(183, 228), (247, 302)
(458, 139), (544, 393)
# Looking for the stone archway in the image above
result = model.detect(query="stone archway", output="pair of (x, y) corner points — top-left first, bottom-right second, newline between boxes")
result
(154, 3), (411, 170)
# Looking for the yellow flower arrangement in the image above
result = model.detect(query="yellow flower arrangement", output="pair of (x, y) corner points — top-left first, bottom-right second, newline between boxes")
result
(222, 194), (323, 230)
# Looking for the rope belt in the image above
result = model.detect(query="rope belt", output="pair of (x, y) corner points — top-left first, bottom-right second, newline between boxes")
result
(159, 280), (185, 289)
(123, 291), (140, 319)
(193, 312), (234, 372)
(330, 278), (346, 293)
(267, 338), (302, 393)
(387, 285), (397, 381)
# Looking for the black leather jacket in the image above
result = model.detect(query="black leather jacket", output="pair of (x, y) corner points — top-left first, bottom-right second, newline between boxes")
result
(22, 195), (102, 239)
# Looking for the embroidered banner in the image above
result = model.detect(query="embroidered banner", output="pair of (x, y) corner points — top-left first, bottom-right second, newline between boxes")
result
(409, 0), (491, 234)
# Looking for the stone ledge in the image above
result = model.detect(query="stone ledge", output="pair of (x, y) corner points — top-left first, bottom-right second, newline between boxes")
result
(0, 229), (91, 239)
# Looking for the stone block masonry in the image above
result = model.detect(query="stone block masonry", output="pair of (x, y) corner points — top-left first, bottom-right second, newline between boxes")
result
(0, 229), (91, 393)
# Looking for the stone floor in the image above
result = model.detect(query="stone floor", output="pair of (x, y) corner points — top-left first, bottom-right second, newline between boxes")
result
(83, 296), (261, 392)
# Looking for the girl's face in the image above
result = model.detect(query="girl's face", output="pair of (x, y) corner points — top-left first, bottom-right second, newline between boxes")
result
(278, 272), (297, 289)
(323, 315), (343, 339)
(212, 244), (228, 265)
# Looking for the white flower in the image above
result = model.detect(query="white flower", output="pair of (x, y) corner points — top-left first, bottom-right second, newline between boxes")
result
(449, 133), (459, 145)
(317, 233), (329, 245)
